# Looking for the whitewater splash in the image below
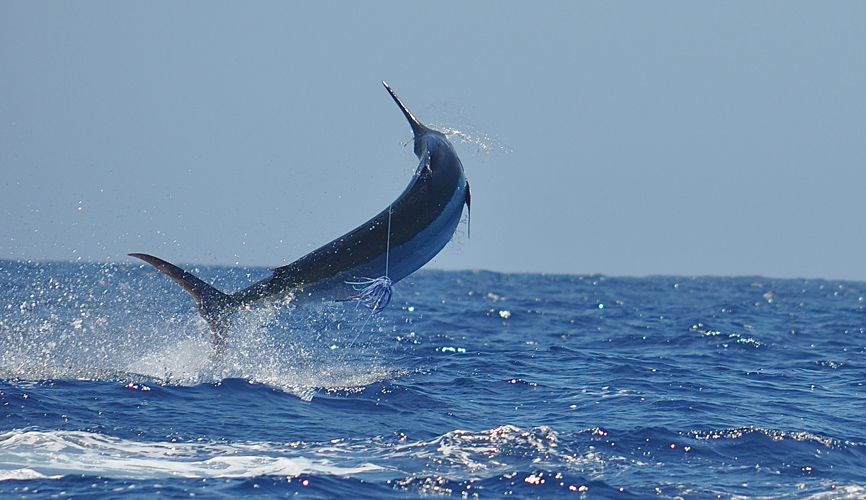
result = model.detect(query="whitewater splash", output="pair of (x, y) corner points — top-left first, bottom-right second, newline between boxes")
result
(0, 260), (397, 399)
(122, 304), (397, 399)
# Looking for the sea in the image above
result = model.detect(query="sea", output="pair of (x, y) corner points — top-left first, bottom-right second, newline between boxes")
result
(1, 259), (865, 499)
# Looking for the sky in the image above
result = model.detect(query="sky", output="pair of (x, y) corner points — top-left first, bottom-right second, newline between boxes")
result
(2, 2), (865, 280)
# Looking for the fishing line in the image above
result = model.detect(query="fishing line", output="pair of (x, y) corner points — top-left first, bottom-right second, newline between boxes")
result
(385, 207), (391, 277)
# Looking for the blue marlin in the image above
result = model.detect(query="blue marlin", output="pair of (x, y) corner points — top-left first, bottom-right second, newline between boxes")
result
(130, 82), (471, 353)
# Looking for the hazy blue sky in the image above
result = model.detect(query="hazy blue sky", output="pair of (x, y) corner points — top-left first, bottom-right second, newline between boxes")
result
(2, 2), (865, 280)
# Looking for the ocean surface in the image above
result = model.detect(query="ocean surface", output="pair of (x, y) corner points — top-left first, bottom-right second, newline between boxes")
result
(1, 259), (865, 499)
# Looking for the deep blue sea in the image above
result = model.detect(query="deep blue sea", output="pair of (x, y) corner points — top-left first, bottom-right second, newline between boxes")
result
(2, 260), (865, 499)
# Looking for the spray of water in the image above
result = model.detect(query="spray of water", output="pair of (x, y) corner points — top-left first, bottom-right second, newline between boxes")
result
(0, 261), (399, 400)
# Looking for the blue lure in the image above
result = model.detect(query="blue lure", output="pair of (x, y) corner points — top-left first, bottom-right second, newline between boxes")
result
(347, 276), (394, 314)
(347, 205), (395, 314)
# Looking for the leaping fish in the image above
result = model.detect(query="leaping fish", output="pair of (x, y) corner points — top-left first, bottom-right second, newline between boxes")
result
(130, 82), (471, 355)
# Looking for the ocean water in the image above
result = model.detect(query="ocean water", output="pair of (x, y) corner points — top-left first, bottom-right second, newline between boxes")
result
(1, 259), (865, 499)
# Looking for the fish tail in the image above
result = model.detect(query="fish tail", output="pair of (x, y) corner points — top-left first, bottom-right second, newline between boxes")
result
(129, 253), (234, 355)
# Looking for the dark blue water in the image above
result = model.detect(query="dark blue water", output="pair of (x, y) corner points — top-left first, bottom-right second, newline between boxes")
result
(2, 260), (865, 499)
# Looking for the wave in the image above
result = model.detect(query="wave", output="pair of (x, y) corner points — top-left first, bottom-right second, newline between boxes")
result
(0, 429), (383, 481)
(0, 425), (578, 483)
(3, 423), (866, 498)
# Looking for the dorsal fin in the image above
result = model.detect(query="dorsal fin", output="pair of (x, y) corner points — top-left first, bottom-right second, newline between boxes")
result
(465, 180), (471, 238)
